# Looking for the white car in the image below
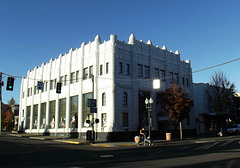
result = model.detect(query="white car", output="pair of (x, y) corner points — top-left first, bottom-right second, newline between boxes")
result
(227, 124), (240, 135)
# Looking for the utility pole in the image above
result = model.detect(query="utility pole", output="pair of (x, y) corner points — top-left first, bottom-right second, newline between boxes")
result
(0, 72), (2, 134)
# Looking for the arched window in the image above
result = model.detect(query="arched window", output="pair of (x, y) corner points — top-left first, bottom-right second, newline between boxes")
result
(123, 92), (128, 106)
(102, 93), (106, 106)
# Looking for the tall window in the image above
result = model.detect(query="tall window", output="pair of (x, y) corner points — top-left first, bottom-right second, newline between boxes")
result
(83, 93), (93, 127)
(182, 77), (185, 86)
(101, 113), (107, 128)
(138, 64), (143, 77)
(89, 66), (93, 78)
(119, 62), (123, 74)
(126, 64), (130, 75)
(59, 98), (66, 128)
(123, 92), (128, 106)
(49, 100), (55, 129)
(40, 103), (46, 129)
(64, 75), (67, 86)
(70, 96), (78, 128)
(102, 93), (106, 106)
(106, 62), (109, 74)
(70, 72), (76, 84)
(170, 72), (173, 83)
(83, 67), (88, 79)
(26, 106), (31, 129)
(33, 104), (38, 129)
(160, 70), (165, 81)
(122, 113), (128, 127)
(50, 80), (54, 90)
(100, 64), (103, 76)
(144, 66), (150, 78)
(186, 78), (189, 87)
(76, 71), (79, 82)
(175, 73), (179, 83)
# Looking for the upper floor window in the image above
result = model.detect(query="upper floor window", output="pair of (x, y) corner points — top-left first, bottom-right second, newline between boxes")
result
(144, 66), (150, 78)
(106, 62), (109, 74)
(160, 70), (165, 81)
(100, 64), (103, 76)
(76, 71), (79, 82)
(102, 93), (106, 106)
(126, 64), (130, 75)
(169, 72), (173, 83)
(119, 62), (123, 74)
(89, 66), (93, 78)
(70, 72), (76, 84)
(123, 92), (128, 106)
(155, 68), (159, 78)
(83, 67), (88, 79)
(138, 64), (143, 77)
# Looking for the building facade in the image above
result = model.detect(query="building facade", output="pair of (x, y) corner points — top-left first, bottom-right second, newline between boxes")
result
(18, 34), (194, 140)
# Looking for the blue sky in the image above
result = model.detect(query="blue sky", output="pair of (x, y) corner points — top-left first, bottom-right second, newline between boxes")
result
(1, 0), (240, 104)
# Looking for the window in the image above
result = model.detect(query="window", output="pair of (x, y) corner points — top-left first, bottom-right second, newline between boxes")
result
(76, 71), (79, 82)
(70, 72), (76, 84)
(26, 106), (31, 129)
(155, 68), (159, 78)
(101, 113), (107, 127)
(54, 79), (57, 89)
(50, 80), (54, 90)
(83, 67), (88, 79)
(83, 93), (93, 127)
(100, 64), (103, 76)
(186, 78), (189, 87)
(34, 86), (37, 95)
(59, 98), (66, 128)
(102, 93), (106, 106)
(70, 96), (78, 128)
(40, 103), (46, 129)
(138, 64), (143, 77)
(33, 104), (38, 129)
(182, 77), (185, 86)
(126, 64), (130, 75)
(64, 75), (67, 86)
(119, 62), (123, 74)
(144, 66), (150, 78)
(170, 72), (173, 83)
(27, 88), (32, 97)
(175, 73), (179, 83)
(49, 100), (55, 129)
(106, 62), (109, 74)
(89, 66), (93, 78)
(160, 70), (165, 81)
(123, 92), (128, 106)
(44, 82), (48, 92)
(122, 113), (128, 127)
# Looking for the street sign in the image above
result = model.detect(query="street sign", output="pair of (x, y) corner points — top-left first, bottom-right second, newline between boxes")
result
(87, 99), (96, 107)
(90, 107), (97, 113)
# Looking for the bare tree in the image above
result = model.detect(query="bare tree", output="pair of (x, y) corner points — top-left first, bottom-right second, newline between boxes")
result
(207, 71), (236, 129)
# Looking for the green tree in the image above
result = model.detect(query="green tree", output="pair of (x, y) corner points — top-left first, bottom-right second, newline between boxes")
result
(161, 80), (193, 139)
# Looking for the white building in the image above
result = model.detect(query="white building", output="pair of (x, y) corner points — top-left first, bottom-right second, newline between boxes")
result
(18, 34), (194, 141)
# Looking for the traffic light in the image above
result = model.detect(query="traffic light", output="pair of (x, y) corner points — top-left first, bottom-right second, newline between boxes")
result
(56, 82), (62, 93)
(6, 77), (14, 91)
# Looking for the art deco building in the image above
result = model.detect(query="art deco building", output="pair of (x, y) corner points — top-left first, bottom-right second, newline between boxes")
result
(18, 34), (194, 140)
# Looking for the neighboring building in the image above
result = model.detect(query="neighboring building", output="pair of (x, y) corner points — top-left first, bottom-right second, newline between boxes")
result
(18, 34), (194, 140)
(193, 83), (215, 134)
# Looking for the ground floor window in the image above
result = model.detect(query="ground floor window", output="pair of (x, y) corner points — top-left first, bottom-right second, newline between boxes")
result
(83, 93), (93, 127)
(122, 113), (128, 126)
(101, 113), (107, 128)
(70, 96), (78, 128)
(49, 100), (55, 129)
(59, 98), (66, 128)
(26, 106), (31, 129)
(33, 104), (38, 129)
(40, 103), (46, 129)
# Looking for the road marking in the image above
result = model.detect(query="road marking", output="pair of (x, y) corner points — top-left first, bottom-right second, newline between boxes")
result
(100, 155), (114, 158)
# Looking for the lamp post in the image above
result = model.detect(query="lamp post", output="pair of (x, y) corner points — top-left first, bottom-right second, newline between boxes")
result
(145, 98), (153, 138)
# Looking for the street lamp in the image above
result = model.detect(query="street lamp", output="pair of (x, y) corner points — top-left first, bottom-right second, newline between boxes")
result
(145, 98), (153, 138)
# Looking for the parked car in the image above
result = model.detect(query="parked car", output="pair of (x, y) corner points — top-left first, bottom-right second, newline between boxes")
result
(226, 124), (240, 135)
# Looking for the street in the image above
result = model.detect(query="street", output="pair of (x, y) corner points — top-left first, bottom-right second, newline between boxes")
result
(1, 133), (240, 168)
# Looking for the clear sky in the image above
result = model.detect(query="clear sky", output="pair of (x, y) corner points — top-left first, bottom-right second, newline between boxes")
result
(1, 0), (240, 104)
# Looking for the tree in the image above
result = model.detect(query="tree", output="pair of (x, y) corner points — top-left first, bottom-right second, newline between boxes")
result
(2, 110), (14, 129)
(160, 80), (193, 140)
(8, 97), (16, 108)
(207, 71), (236, 129)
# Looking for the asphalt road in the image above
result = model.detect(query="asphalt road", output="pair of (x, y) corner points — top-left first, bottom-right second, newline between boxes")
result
(1, 133), (240, 168)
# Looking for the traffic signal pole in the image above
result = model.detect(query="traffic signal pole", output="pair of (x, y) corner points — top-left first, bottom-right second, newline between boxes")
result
(0, 72), (2, 134)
